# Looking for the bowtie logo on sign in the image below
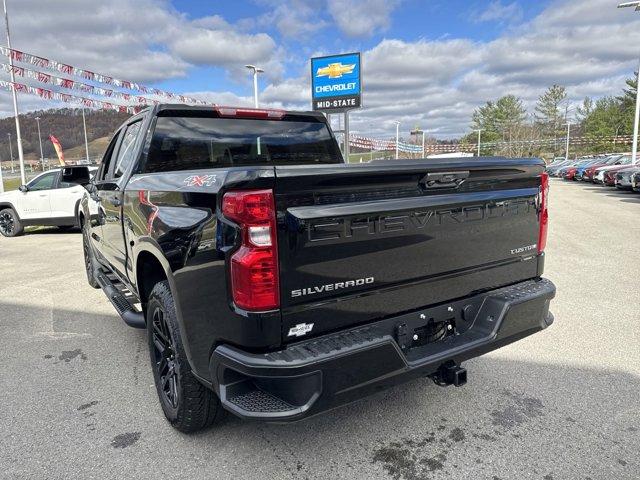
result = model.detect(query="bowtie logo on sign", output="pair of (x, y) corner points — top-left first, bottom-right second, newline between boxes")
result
(311, 52), (361, 112)
(316, 62), (355, 79)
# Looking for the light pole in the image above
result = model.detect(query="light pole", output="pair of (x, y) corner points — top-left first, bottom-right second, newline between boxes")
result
(3, 0), (26, 184)
(393, 121), (400, 159)
(618, 2), (640, 163)
(82, 108), (90, 162)
(245, 65), (264, 108)
(7, 132), (13, 173)
(35, 116), (44, 171)
(476, 129), (483, 157)
(563, 122), (571, 161)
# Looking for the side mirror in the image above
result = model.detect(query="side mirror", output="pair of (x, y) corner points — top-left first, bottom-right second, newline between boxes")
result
(18, 185), (28, 193)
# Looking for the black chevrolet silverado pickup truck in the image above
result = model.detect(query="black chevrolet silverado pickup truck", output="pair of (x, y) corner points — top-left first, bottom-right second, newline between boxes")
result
(80, 104), (555, 432)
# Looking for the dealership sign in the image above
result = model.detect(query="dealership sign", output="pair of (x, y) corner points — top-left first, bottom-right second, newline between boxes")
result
(311, 52), (361, 112)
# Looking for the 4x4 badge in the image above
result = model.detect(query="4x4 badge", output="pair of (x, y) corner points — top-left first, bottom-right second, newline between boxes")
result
(184, 174), (217, 187)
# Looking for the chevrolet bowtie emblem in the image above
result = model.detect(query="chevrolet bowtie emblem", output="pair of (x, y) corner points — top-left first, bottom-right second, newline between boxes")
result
(316, 62), (356, 79)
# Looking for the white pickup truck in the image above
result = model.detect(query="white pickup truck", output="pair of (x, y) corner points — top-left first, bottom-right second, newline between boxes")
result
(0, 166), (96, 237)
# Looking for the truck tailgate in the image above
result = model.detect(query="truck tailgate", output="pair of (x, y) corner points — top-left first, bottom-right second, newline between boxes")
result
(275, 158), (545, 342)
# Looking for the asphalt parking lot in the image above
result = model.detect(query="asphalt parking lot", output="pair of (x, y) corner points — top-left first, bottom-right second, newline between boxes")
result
(1, 179), (639, 480)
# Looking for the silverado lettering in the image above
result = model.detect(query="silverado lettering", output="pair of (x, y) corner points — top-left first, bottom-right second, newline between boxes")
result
(291, 277), (375, 297)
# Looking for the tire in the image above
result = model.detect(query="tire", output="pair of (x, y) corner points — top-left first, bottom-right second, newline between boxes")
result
(81, 218), (100, 289)
(147, 280), (222, 433)
(0, 207), (24, 237)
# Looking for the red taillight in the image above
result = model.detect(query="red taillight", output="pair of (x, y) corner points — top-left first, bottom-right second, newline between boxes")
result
(222, 189), (279, 311)
(538, 172), (549, 254)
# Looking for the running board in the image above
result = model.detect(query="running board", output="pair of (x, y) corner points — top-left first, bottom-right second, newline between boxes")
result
(96, 271), (146, 329)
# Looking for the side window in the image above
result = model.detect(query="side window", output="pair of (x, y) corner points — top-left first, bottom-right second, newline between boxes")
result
(97, 131), (122, 182)
(27, 171), (58, 191)
(112, 121), (142, 178)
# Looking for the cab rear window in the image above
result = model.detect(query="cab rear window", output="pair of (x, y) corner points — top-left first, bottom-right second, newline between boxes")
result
(143, 116), (342, 173)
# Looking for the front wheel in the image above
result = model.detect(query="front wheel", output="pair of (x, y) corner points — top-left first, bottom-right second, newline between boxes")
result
(82, 218), (100, 289)
(147, 280), (222, 433)
(0, 208), (23, 237)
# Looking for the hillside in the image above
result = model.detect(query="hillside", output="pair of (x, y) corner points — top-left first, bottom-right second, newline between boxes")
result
(64, 136), (112, 161)
(0, 108), (130, 164)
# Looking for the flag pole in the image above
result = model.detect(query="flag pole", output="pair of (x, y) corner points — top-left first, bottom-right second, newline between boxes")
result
(3, 0), (26, 185)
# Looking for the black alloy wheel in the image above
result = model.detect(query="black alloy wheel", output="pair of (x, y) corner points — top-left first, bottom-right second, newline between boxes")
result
(151, 305), (180, 410)
(146, 280), (221, 432)
(0, 208), (22, 237)
(0, 210), (14, 236)
(82, 220), (100, 288)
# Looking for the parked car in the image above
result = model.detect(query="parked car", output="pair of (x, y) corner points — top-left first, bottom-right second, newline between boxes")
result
(602, 160), (638, 186)
(561, 159), (595, 180)
(575, 157), (612, 181)
(583, 155), (624, 182)
(594, 155), (633, 184)
(80, 104), (555, 432)
(546, 160), (572, 177)
(632, 170), (640, 192)
(0, 166), (96, 237)
(615, 164), (640, 190)
(573, 158), (601, 180)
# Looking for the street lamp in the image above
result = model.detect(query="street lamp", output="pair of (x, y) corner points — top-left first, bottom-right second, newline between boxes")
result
(618, 1), (640, 164)
(81, 108), (90, 163)
(393, 121), (400, 159)
(563, 122), (572, 162)
(245, 65), (264, 108)
(35, 116), (44, 171)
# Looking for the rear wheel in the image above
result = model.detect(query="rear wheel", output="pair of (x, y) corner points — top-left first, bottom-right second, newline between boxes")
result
(147, 280), (222, 432)
(81, 218), (100, 289)
(0, 208), (23, 237)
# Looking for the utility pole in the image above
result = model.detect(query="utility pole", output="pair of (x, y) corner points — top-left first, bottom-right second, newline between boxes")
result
(3, 0), (26, 185)
(564, 122), (571, 161)
(393, 121), (400, 159)
(35, 116), (44, 171)
(476, 129), (483, 157)
(82, 108), (90, 162)
(245, 65), (264, 108)
(7, 132), (14, 173)
(618, 1), (640, 164)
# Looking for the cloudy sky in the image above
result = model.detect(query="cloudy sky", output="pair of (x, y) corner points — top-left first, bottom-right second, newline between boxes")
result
(0, 0), (639, 138)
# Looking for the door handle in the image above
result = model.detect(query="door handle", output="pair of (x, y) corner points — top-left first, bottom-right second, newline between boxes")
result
(110, 197), (122, 207)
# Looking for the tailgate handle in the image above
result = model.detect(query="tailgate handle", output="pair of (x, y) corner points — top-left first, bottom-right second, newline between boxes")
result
(421, 171), (469, 189)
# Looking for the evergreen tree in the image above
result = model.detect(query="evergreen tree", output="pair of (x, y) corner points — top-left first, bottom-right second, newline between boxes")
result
(535, 84), (567, 137)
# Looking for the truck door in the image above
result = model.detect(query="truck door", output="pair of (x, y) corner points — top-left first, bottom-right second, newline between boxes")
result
(97, 120), (142, 278)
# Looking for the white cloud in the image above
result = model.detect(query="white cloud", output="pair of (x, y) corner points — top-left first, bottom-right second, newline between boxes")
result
(250, 0), (328, 39)
(326, 0), (400, 37)
(476, 1), (523, 24)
